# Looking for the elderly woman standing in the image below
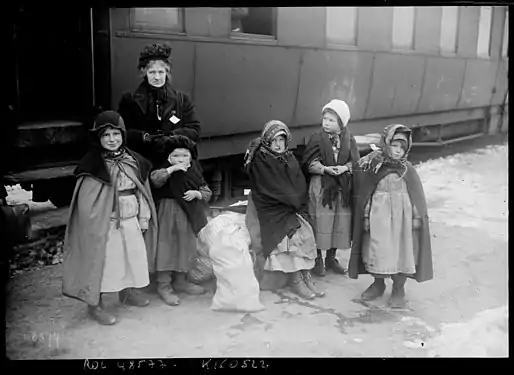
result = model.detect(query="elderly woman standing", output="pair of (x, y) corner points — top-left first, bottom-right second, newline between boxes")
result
(245, 120), (323, 300)
(118, 43), (201, 165)
(62, 111), (158, 325)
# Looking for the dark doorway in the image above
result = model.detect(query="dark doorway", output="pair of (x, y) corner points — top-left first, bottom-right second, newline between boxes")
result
(10, 6), (94, 123)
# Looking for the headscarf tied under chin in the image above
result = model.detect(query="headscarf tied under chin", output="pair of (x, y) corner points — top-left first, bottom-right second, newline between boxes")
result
(359, 124), (412, 178)
(244, 120), (292, 170)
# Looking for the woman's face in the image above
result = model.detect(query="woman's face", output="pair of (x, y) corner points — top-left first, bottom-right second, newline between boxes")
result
(322, 111), (341, 133)
(388, 140), (406, 160)
(100, 128), (123, 152)
(271, 135), (287, 153)
(168, 148), (191, 166)
(146, 60), (168, 88)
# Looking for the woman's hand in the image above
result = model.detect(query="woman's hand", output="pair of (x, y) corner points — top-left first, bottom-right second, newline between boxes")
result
(412, 218), (422, 230)
(183, 190), (202, 201)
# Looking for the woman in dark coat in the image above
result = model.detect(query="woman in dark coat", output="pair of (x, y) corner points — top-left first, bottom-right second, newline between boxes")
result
(118, 43), (201, 166)
(348, 124), (433, 309)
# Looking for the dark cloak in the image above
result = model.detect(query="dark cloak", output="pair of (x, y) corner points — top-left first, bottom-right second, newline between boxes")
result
(302, 128), (360, 209)
(348, 125), (433, 283)
(248, 147), (310, 258)
(62, 147), (158, 306)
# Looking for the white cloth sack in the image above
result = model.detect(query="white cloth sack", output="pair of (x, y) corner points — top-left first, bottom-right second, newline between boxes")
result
(198, 212), (265, 312)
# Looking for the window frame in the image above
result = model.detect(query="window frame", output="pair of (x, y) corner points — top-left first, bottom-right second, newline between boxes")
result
(502, 8), (509, 59)
(391, 6), (416, 51)
(439, 6), (459, 56)
(129, 7), (186, 35)
(229, 7), (278, 41)
(325, 6), (358, 47)
(476, 5), (493, 59)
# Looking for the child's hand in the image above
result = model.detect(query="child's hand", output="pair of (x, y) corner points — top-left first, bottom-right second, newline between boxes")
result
(167, 163), (189, 174)
(183, 190), (201, 201)
(139, 219), (149, 233)
(324, 166), (339, 176)
(363, 217), (370, 232)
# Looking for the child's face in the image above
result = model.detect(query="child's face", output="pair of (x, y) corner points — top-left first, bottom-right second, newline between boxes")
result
(168, 148), (191, 166)
(100, 128), (123, 152)
(271, 135), (287, 153)
(322, 111), (341, 133)
(388, 140), (406, 160)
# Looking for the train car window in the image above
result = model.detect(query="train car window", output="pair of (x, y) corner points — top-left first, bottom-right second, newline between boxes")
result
(230, 7), (276, 38)
(392, 7), (415, 50)
(130, 8), (185, 33)
(477, 6), (492, 58)
(440, 6), (459, 54)
(326, 7), (357, 46)
(502, 8), (509, 58)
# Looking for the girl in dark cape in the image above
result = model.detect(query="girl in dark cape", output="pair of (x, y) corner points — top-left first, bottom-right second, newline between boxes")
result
(302, 99), (360, 277)
(245, 120), (323, 300)
(348, 124), (433, 309)
(150, 135), (212, 306)
(62, 111), (158, 325)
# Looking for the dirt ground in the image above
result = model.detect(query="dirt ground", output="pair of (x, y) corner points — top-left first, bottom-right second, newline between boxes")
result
(5, 138), (509, 359)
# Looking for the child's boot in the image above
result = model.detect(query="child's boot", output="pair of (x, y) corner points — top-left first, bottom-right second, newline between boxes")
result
(325, 248), (347, 275)
(388, 274), (407, 309)
(312, 249), (326, 277)
(289, 271), (316, 300)
(119, 288), (150, 307)
(301, 269), (325, 297)
(361, 277), (386, 301)
(156, 271), (180, 306)
(172, 272), (206, 295)
(88, 295), (116, 325)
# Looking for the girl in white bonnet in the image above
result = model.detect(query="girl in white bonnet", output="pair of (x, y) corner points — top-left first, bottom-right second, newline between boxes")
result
(302, 100), (360, 277)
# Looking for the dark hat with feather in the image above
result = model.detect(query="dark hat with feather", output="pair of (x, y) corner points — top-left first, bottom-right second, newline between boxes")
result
(138, 43), (173, 70)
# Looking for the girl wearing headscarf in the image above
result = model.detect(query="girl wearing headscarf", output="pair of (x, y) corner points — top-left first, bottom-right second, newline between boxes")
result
(245, 120), (323, 300)
(348, 124), (433, 309)
(150, 135), (212, 306)
(62, 111), (158, 325)
(302, 100), (360, 277)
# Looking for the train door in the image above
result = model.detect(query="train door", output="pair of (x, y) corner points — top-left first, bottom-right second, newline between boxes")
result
(5, 6), (111, 206)
(10, 6), (94, 122)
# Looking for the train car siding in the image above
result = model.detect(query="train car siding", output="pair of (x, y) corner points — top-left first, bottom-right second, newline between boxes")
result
(108, 6), (508, 162)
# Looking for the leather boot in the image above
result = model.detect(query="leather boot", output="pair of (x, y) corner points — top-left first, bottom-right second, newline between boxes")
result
(172, 272), (206, 295)
(311, 250), (326, 277)
(388, 274), (407, 309)
(325, 248), (347, 275)
(361, 277), (386, 301)
(119, 288), (150, 307)
(157, 282), (180, 306)
(301, 270), (325, 297)
(289, 271), (316, 300)
(88, 295), (116, 325)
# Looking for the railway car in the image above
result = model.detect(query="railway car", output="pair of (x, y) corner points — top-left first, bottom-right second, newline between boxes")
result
(4, 6), (509, 205)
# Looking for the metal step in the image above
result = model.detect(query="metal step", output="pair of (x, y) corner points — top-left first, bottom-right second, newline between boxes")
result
(4, 165), (77, 184)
